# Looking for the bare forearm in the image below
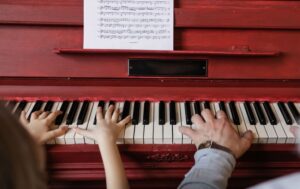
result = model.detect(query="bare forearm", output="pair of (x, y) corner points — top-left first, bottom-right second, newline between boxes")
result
(98, 142), (129, 189)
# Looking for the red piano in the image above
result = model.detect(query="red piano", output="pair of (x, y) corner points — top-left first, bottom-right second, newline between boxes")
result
(1, 0), (300, 188)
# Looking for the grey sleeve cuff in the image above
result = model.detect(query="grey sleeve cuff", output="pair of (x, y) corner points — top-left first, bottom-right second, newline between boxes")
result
(178, 148), (236, 189)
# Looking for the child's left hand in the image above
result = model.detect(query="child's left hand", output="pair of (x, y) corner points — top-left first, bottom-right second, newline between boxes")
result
(20, 110), (68, 144)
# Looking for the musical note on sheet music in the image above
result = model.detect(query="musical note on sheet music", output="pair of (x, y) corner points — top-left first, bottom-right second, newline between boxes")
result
(84, 0), (174, 50)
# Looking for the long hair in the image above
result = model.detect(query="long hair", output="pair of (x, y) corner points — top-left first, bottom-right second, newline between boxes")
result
(0, 103), (47, 189)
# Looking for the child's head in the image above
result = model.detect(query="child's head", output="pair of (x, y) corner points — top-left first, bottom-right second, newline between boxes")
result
(0, 103), (47, 189)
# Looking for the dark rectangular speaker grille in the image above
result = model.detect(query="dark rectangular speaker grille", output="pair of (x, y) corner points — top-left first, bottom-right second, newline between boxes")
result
(128, 59), (207, 77)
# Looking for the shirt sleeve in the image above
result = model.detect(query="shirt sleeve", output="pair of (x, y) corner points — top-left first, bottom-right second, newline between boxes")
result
(248, 172), (300, 189)
(178, 148), (236, 189)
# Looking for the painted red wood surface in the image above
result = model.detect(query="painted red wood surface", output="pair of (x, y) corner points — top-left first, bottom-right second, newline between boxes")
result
(1, 0), (300, 189)
(1, 0), (300, 29)
(0, 0), (300, 79)
(54, 48), (280, 57)
(47, 144), (300, 189)
(1, 84), (300, 102)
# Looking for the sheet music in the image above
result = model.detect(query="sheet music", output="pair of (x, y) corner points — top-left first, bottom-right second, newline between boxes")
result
(84, 0), (174, 50)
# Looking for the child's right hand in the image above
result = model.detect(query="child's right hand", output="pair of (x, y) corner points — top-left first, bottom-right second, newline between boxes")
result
(74, 105), (131, 145)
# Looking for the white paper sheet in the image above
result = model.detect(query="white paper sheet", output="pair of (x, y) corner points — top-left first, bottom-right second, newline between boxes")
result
(84, 0), (174, 50)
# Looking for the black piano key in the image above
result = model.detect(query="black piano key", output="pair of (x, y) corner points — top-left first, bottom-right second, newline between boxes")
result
(184, 101), (192, 125)
(244, 101), (256, 125)
(44, 101), (54, 112)
(132, 101), (140, 125)
(194, 101), (201, 115)
(99, 101), (105, 109)
(277, 102), (292, 125)
(159, 101), (165, 125)
(66, 101), (79, 125)
(15, 100), (27, 117)
(253, 102), (266, 125)
(94, 101), (105, 124)
(121, 101), (131, 120)
(263, 102), (277, 125)
(287, 102), (300, 125)
(143, 101), (150, 125)
(219, 101), (228, 116)
(204, 101), (211, 110)
(109, 101), (115, 106)
(169, 101), (176, 125)
(229, 101), (240, 125)
(28, 100), (43, 120)
(55, 101), (70, 125)
(77, 101), (90, 125)
(6, 101), (17, 111)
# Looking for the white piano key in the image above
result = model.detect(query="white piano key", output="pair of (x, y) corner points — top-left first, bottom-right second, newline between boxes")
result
(238, 102), (259, 143)
(56, 102), (71, 144)
(295, 103), (300, 125)
(180, 102), (192, 144)
(133, 102), (144, 144)
(124, 102), (135, 144)
(163, 102), (173, 144)
(211, 102), (216, 116)
(117, 101), (125, 144)
(295, 103), (300, 143)
(268, 103), (287, 144)
(46, 102), (60, 145)
(250, 102), (268, 143)
(143, 102), (154, 144)
(190, 102), (197, 130)
(273, 102), (296, 143)
(61, 102), (78, 144)
(173, 102), (183, 144)
(75, 102), (93, 144)
(153, 102), (163, 144)
(235, 102), (248, 137)
(214, 102), (221, 113)
(118, 101), (124, 115)
(259, 102), (278, 143)
(40, 101), (47, 111)
(25, 102), (35, 120)
(63, 102), (75, 144)
(11, 101), (20, 114)
(190, 102), (198, 144)
(286, 102), (300, 143)
(71, 102), (85, 144)
(86, 101), (98, 144)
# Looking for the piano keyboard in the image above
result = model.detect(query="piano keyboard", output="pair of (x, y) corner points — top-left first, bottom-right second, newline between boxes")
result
(3, 100), (300, 145)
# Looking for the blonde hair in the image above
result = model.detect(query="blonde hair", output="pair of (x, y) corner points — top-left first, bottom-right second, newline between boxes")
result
(0, 103), (47, 189)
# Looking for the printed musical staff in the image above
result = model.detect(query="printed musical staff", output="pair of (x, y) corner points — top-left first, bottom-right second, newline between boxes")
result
(84, 0), (173, 50)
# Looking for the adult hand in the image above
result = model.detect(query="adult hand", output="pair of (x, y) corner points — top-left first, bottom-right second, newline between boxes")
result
(20, 110), (68, 145)
(74, 105), (131, 145)
(179, 109), (254, 158)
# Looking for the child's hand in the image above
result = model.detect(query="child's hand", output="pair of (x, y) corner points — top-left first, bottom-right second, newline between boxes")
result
(20, 110), (68, 145)
(74, 105), (131, 145)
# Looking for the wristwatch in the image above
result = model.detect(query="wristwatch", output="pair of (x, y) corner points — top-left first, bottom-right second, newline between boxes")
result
(197, 140), (236, 158)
